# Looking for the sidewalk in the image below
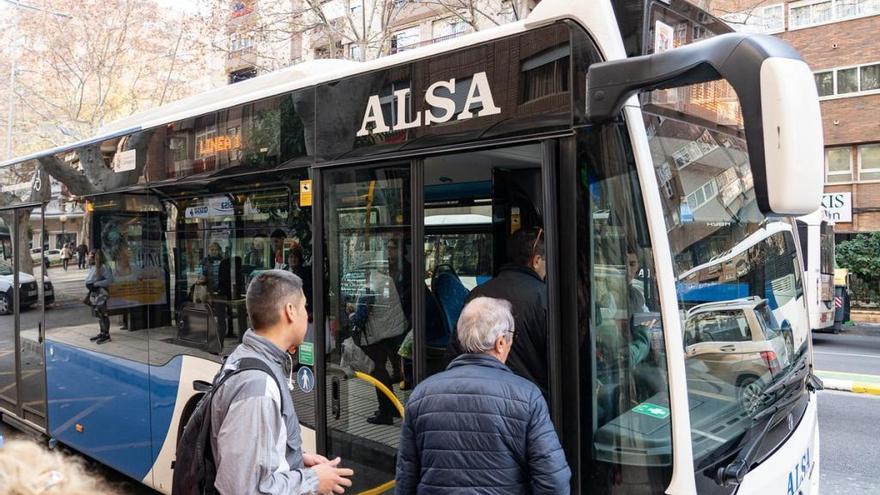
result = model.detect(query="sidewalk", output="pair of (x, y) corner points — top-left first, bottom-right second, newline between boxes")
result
(816, 370), (880, 395)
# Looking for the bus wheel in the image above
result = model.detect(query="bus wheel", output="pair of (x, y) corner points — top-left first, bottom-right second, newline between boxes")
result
(737, 376), (763, 416)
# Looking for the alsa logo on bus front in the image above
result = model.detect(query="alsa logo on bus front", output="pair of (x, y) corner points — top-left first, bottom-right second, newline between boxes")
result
(786, 447), (812, 495)
(356, 71), (501, 137)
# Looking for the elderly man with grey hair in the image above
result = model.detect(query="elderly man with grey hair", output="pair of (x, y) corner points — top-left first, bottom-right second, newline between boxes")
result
(395, 296), (570, 494)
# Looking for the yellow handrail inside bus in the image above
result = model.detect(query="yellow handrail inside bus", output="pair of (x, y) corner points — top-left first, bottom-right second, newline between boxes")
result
(352, 370), (404, 495)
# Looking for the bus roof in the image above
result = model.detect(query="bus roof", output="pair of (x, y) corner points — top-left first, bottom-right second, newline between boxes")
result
(0, 0), (642, 170)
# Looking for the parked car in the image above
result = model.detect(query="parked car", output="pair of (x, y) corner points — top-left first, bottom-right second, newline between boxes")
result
(30, 248), (62, 267)
(683, 297), (792, 415)
(0, 263), (55, 315)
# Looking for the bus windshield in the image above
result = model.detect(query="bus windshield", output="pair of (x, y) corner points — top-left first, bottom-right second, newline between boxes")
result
(643, 85), (809, 469)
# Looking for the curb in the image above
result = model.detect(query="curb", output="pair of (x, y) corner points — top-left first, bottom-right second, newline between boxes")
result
(816, 372), (880, 396)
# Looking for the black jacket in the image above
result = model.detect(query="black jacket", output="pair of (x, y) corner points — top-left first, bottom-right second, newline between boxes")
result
(445, 264), (548, 395)
(395, 354), (570, 494)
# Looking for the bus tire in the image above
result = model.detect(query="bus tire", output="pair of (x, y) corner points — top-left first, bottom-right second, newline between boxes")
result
(176, 393), (205, 446)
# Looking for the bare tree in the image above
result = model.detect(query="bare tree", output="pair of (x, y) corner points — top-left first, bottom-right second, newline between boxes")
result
(0, 0), (218, 157)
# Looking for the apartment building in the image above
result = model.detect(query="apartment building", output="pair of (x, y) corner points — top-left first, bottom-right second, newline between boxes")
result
(708, 0), (880, 239)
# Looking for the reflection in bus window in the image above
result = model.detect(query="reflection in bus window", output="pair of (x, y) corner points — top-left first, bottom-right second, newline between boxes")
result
(577, 124), (672, 491)
(323, 165), (411, 491)
(644, 103), (808, 479)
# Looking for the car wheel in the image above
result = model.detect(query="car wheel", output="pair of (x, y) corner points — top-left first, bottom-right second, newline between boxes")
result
(0, 293), (10, 315)
(738, 376), (763, 416)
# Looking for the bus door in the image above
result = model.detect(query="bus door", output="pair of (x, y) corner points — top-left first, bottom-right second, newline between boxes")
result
(0, 205), (48, 430)
(317, 143), (556, 493)
(320, 162), (413, 492)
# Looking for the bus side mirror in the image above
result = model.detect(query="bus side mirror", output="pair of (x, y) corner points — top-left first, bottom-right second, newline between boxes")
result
(585, 33), (823, 216)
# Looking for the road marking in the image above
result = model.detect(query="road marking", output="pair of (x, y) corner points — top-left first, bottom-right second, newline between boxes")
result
(817, 369), (880, 380)
(814, 351), (880, 359)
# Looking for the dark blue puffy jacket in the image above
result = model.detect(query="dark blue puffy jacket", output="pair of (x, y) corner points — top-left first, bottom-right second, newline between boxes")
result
(395, 354), (571, 494)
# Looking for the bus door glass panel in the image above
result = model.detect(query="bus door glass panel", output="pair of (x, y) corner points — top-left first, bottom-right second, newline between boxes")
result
(15, 206), (47, 426)
(323, 164), (411, 492)
(0, 213), (16, 410)
(575, 125), (672, 493)
(419, 145), (545, 386)
(642, 81), (806, 490)
(0, 206), (47, 426)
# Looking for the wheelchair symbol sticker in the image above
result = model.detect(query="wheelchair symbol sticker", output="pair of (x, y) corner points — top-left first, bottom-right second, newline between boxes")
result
(297, 367), (314, 393)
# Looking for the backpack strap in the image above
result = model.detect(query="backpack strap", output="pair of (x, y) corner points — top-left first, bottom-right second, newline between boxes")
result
(213, 357), (288, 416)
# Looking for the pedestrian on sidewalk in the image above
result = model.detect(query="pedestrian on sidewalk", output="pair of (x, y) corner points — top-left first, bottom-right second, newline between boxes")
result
(395, 296), (571, 494)
(60, 244), (71, 271)
(210, 270), (353, 494)
(86, 249), (113, 345)
(76, 242), (89, 269)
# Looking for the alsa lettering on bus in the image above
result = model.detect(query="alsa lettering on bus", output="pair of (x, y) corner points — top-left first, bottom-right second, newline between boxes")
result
(786, 447), (812, 495)
(356, 71), (501, 137)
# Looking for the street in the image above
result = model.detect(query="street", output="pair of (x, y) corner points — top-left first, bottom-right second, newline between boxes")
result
(813, 325), (880, 494)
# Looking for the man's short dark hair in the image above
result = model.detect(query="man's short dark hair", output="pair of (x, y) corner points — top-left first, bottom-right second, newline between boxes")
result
(270, 229), (287, 240)
(508, 227), (545, 266)
(246, 270), (303, 330)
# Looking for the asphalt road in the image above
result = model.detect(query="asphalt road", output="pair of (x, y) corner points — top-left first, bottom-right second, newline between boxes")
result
(818, 390), (880, 494)
(813, 324), (880, 494)
(813, 325), (880, 376)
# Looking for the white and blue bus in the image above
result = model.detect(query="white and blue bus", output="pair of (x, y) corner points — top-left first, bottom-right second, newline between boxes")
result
(796, 210), (836, 333)
(0, 0), (824, 493)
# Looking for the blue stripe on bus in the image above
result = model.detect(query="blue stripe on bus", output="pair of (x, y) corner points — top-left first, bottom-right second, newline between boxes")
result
(45, 340), (181, 482)
(676, 282), (780, 310)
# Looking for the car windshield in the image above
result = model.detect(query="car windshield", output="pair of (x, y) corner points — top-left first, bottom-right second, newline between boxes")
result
(0, 263), (12, 276)
(643, 87), (808, 468)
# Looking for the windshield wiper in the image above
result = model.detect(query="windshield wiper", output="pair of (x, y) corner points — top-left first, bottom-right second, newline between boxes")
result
(714, 351), (821, 487)
(714, 387), (804, 486)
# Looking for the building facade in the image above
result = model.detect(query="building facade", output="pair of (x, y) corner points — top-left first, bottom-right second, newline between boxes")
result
(707, 0), (880, 239)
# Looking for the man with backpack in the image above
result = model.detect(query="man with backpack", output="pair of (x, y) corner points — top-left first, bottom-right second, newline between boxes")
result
(174, 270), (353, 494)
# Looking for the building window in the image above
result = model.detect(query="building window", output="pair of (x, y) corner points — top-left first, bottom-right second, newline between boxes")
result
(859, 144), (880, 181)
(861, 64), (880, 91)
(432, 19), (469, 42)
(814, 62), (880, 98)
(826, 147), (853, 183)
(685, 179), (719, 211)
(500, 0), (518, 22)
(349, 44), (362, 61)
(815, 71), (834, 96)
(391, 27), (420, 53)
(837, 67), (859, 93)
(721, 4), (784, 33)
(789, 0), (880, 29)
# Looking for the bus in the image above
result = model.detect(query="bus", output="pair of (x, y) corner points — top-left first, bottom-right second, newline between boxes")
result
(796, 210), (836, 333)
(0, 0), (824, 493)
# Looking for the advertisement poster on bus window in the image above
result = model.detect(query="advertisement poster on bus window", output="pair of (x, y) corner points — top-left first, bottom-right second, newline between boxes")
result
(97, 213), (168, 310)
